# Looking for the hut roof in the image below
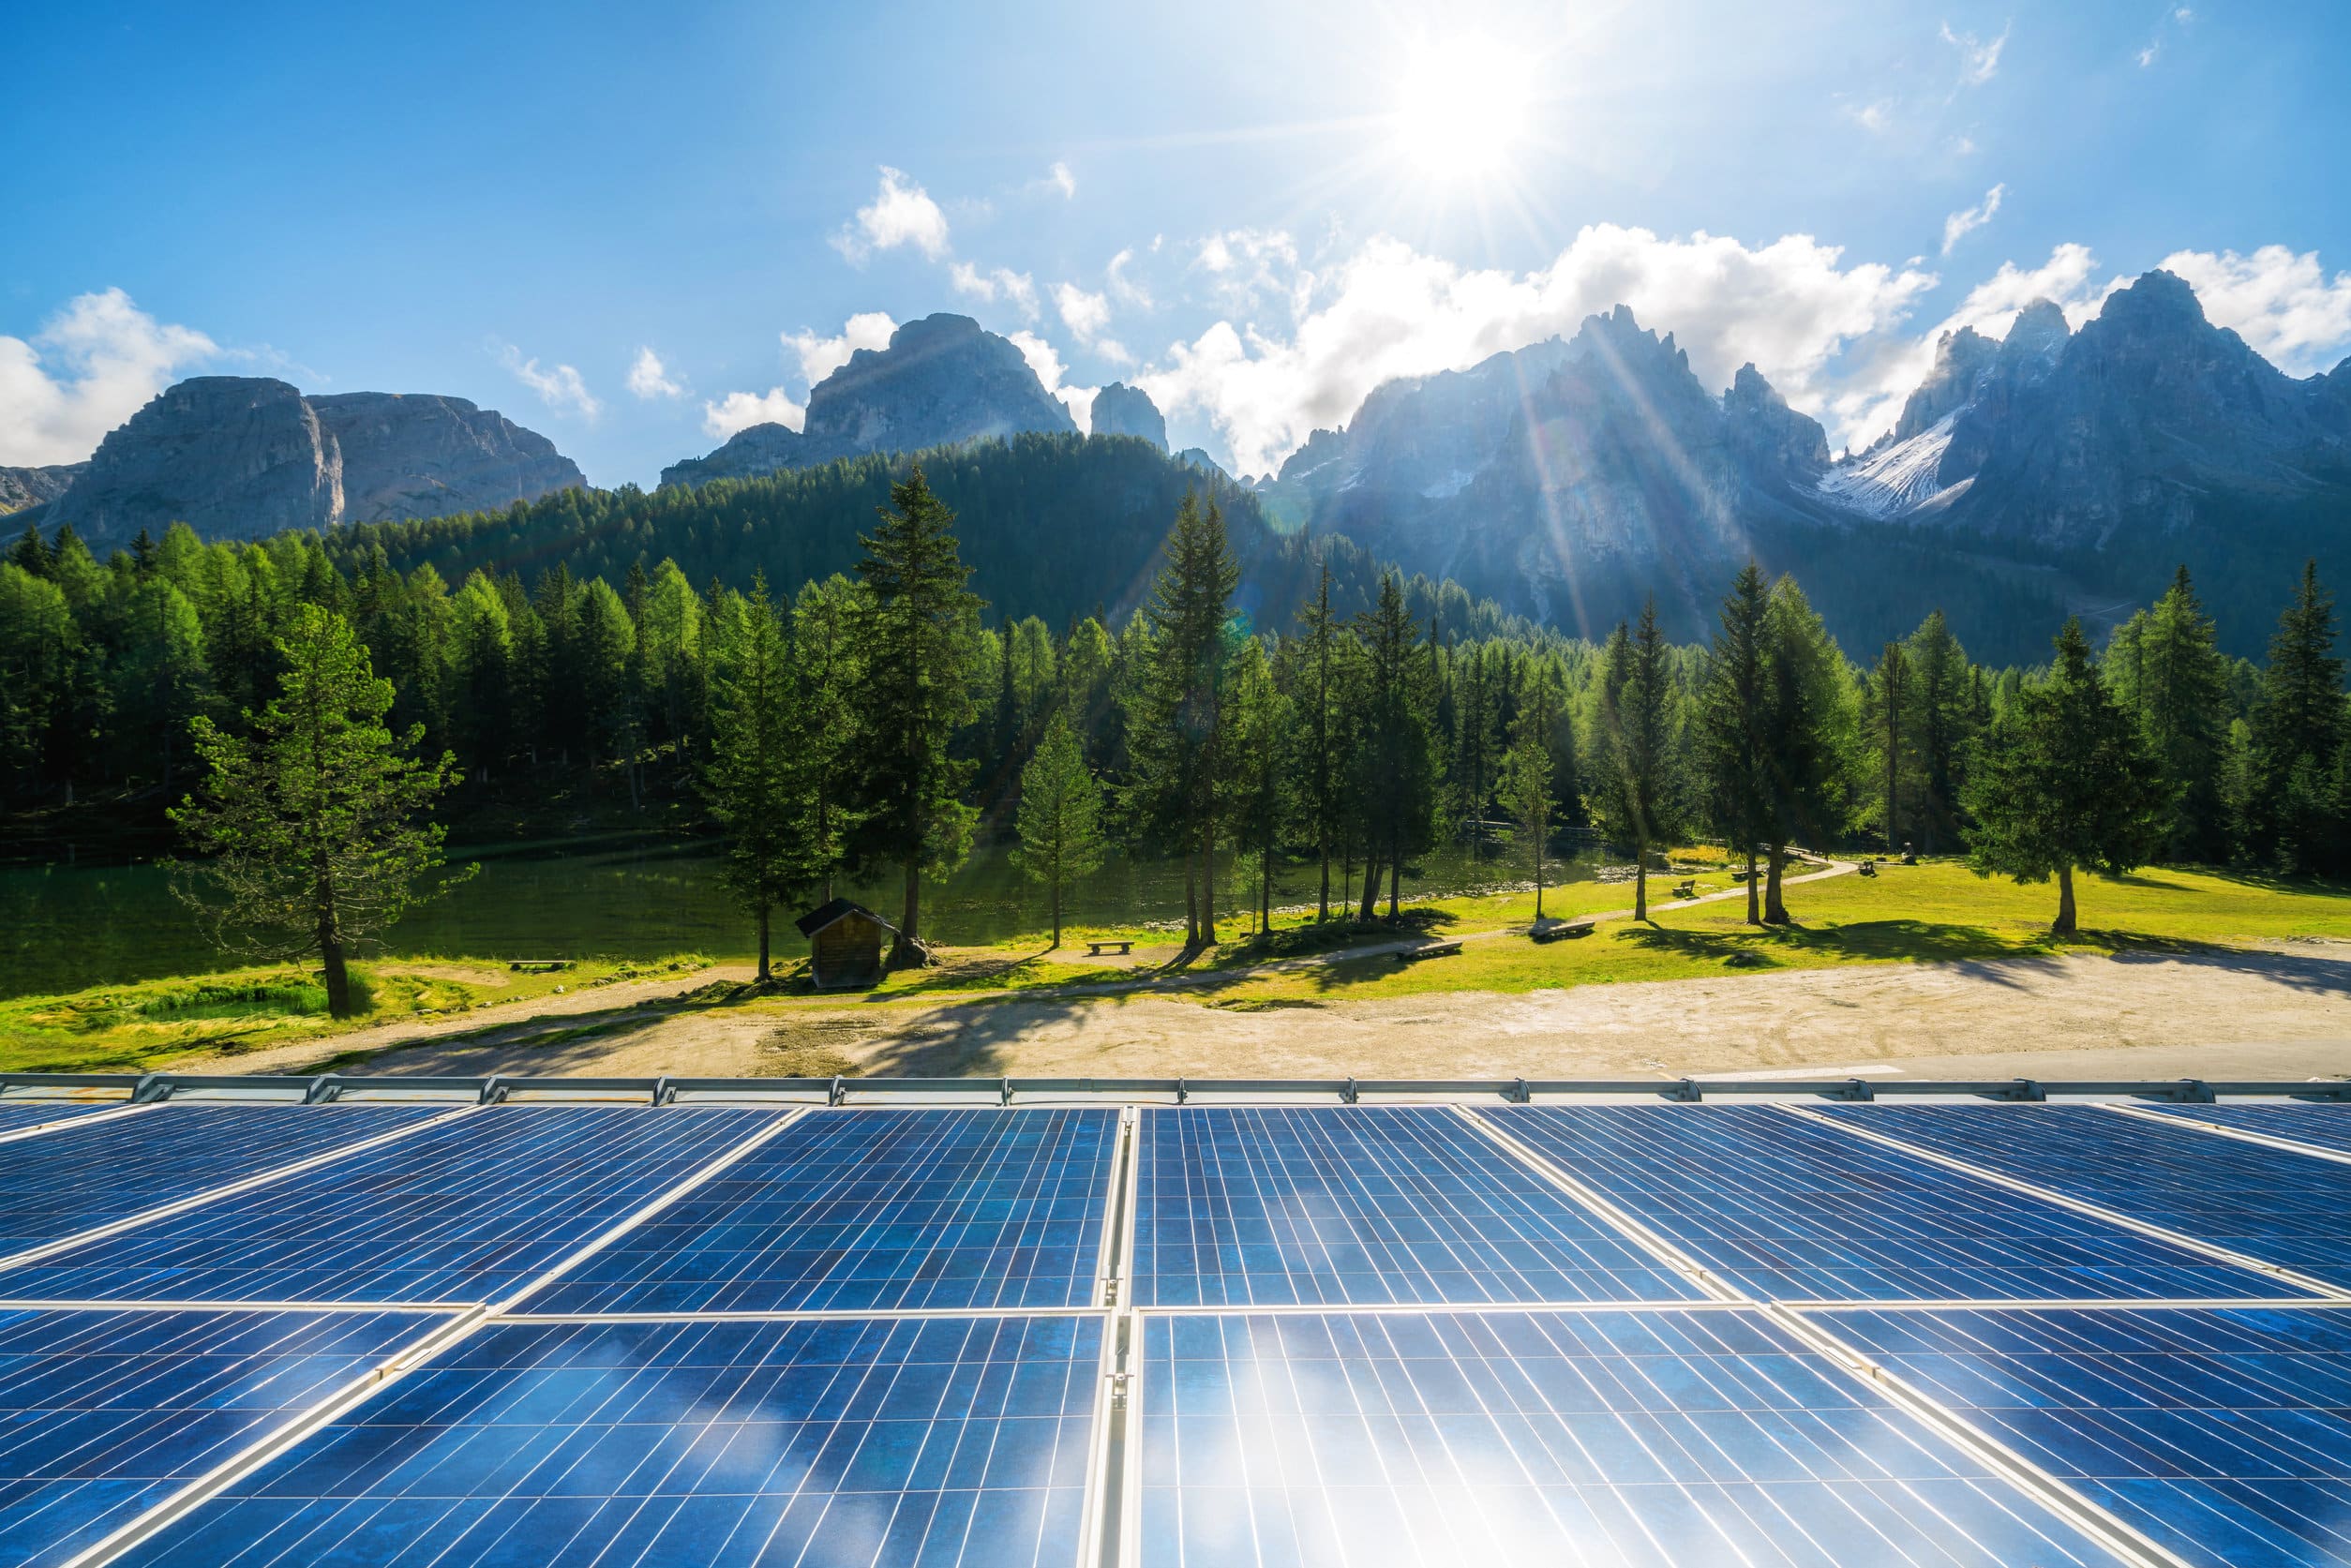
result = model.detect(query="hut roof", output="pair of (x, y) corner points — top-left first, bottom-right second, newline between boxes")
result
(793, 897), (897, 938)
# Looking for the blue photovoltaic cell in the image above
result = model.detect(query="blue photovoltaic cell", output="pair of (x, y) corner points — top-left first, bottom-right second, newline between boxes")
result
(1140, 1308), (2125, 1567)
(0, 1106), (782, 1306)
(1823, 1305), (2351, 1568)
(1820, 1104), (2351, 1291)
(0, 1103), (112, 1140)
(2156, 1102), (2351, 1157)
(0, 1306), (444, 1568)
(1132, 1107), (1700, 1307)
(523, 1109), (1116, 1314)
(1476, 1105), (2302, 1302)
(118, 1314), (1103, 1568)
(0, 1104), (444, 1262)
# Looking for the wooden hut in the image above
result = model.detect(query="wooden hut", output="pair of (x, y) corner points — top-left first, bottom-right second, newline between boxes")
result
(794, 898), (894, 990)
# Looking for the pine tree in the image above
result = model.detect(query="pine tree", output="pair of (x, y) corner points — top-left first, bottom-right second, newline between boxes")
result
(1224, 638), (1290, 934)
(1593, 598), (1676, 920)
(170, 605), (466, 1016)
(2135, 566), (2231, 860)
(1963, 619), (2164, 934)
(1295, 556), (1342, 918)
(704, 575), (802, 980)
(790, 575), (862, 901)
(2244, 561), (2345, 874)
(1864, 639), (1909, 855)
(1011, 707), (1106, 948)
(846, 465), (983, 965)
(1695, 563), (1773, 922)
(1351, 574), (1437, 920)
(1904, 610), (1976, 853)
(1758, 576), (1856, 923)
(1496, 730), (1554, 922)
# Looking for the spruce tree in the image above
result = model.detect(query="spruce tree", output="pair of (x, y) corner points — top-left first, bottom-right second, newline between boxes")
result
(846, 466), (982, 965)
(1864, 639), (1908, 855)
(2135, 566), (2231, 860)
(171, 605), (466, 1016)
(790, 575), (862, 901)
(1963, 619), (2164, 934)
(1496, 730), (1554, 922)
(1224, 639), (1290, 933)
(1295, 555), (1342, 918)
(1758, 576), (1856, 923)
(1905, 610), (1976, 853)
(704, 575), (801, 980)
(1351, 574), (1437, 920)
(1593, 598), (1676, 920)
(1695, 563), (1772, 922)
(1012, 707), (1106, 948)
(2245, 560), (2345, 873)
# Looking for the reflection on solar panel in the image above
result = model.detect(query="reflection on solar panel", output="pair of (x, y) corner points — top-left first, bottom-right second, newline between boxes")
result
(1139, 1308), (2124, 1567)
(524, 1108), (1116, 1314)
(0, 1306), (445, 1568)
(118, 1314), (1102, 1568)
(0, 1105), (445, 1262)
(1479, 1105), (2302, 1302)
(1134, 1108), (1700, 1307)
(2156, 1101), (2351, 1156)
(0, 1103), (112, 1140)
(1824, 1305), (2351, 1568)
(0, 1107), (782, 1306)
(1821, 1105), (2351, 1290)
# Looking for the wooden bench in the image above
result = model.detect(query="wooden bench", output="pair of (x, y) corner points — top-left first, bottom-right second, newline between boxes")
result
(508, 960), (573, 973)
(1531, 922), (1592, 944)
(1086, 940), (1133, 957)
(1392, 940), (1463, 962)
(1672, 880), (1698, 899)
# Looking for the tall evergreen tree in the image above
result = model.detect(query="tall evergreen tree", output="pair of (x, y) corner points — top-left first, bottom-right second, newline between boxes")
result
(790, 574), (863, 901)
(1864, 638), (1909, 855)
(1225, 637), (1291, 933)
(170, 605), (466, 1016)
(1593, 598), (1676, 920)
(1011, 707), (1105, 948)
(2244, 560), (2345, 874)
(1294, 556), (1342, 918)
(1695, 563), (1773, 922)
(1904, 610), (1976, 853)
(1350, 573), (1437, 920)
(846, 465), (983, 965)
(1758, 576), (1856, 923)
(703, 575), (801, 980)
(1963, 619), (2165, 934)
(2134, 566), (2232, 860)
(1495, 729), (1554, 922)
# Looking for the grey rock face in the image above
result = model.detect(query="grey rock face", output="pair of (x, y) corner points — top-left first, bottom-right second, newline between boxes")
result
(1089, 382), (1168, 450)
(662, 313), (1076, 487)
(45, 377), (583, 545)
(1724, 362), (1832, 477)
(0, 462), (85, 515)
(1890, 327), (1998, 445)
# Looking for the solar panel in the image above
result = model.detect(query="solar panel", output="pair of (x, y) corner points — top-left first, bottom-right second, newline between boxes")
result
(521, 1108), (1118, 1315)
(0, 1104), (446, 1263)
(1477, 1104), (2303, 1302)
(0, 1306), (445, 1568)
(114, 1313), (1103, 1568)
(1821, 1304), (2351, 1568)
(0, 1106), (784, 1307)
(0, 1103), (112, 1140)
(1819, 1105), (2351, 1291)
(1137, 1307), (2125, 1567)
(1132, 1107), (1701, 1307)
(2155, 1101), (2351, 1156)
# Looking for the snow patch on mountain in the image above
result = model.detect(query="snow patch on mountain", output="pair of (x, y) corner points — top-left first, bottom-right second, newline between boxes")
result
(1815, 412), (1967, 519)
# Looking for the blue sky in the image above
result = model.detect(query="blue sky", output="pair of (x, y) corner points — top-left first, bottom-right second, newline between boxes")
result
(5, 0), (2348, 485)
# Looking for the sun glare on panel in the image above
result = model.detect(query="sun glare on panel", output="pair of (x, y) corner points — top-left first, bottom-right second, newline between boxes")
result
(1392, 32), (1536, 182)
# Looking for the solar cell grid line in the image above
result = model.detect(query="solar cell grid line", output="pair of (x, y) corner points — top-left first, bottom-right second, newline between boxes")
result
(1809, 1103), (2351, 1297)
(0, 1305), (454, 1568)
(1817, 1305), (2351, 1568)
(1129, 1307), (2139, 1568)
(0, 1105), (786, 1307)
(1131, 1106), (1703, 1308)
(108, 1313), (1106, 1568)
(517, 1107), (1122, 1315)
(0, 1103), (454, 1269)
(0, 1102), (134, 1146)
(1468, 1104), (2306, 1304)
(2141, 1101), (2351, 1161)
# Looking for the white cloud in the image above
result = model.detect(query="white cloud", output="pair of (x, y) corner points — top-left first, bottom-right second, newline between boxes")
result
(1048, 160), (1075, 199)
(1194, 229), (1302, 313)
(701, 388), (805, 439)
(1846, 98), (1895, 134)
(1136, 225), (1939, 476)
(1940, 20), (2010, 85)
(1009, 329), (1099, 428)
(1942, 242), (2123, 337)
(626, 347), (684, 400)
(1055, 283), (1113, 341)
(1095, 338), (1134, 366)
(1940, 183), (2006, 255)
(832, 167), (951, 263)
(783, 311), (898, 385)
(950, 262), (1040, 320)
(0, 289), (217, 466)
(497, 344), (600, 420)
(2157, 245), (2351, 376)
(2136, 41), (2161, 67)
(1107, 248), (1152, 310)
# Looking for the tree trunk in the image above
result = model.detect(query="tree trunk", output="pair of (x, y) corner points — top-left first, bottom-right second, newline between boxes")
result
(756, 903), (771, 982)
(1535, 836), (1545, 922)
(1386, 852), (1400, 922)
(1202, 826), (1218, 946)
(321, 925), (353, 1018)
(1633, 826), (1649, 921)
(889, 859), (924, 968)
(1357, 856), (1383, 922)
(1745, 848), (1760, 925)
(1764, 847), (1789, 924)
(2053, 862), (2078, 935)
(1050, 875), (1062, 949)
(1260, 832), (1272, 935)
(1318, 833), (1330, 922)
(1184, 849), (1198, 948)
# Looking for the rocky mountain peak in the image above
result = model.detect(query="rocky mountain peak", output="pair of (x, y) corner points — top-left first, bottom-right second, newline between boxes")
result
(1723, 363), (1831, 476)
(1089, 382), (1167, 450)
(1891, 327), (2000, 444)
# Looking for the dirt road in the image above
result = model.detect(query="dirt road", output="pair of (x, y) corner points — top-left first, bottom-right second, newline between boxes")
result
(233, 937), (2351, 1084)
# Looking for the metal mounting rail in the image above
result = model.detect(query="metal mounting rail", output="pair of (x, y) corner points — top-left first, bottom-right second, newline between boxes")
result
(3, 1071), (2346, 1107)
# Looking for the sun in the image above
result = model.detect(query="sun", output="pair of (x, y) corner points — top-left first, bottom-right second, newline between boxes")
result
(1391, 32), (1536, 182)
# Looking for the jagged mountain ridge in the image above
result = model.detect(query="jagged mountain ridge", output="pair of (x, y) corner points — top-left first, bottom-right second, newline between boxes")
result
(0, 462), (84, 515)
(37, 378), (584, 545)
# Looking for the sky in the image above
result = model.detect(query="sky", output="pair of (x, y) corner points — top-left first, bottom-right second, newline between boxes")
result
(5, 0), (2349, 487)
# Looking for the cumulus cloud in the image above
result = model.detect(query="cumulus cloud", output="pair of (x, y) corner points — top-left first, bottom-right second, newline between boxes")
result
(1845, 98), (1895, 135)
(1107, 248), (1152, 311)
(1941, 20), (2010, 85)
(1047, 160), (1075, 199)
(783, 311), (898, 384)
(1055, 283), (1113, 342)
(1136, 225), (1938, 476)
(2158, 245), (2351, 375)
(497, 344), (600, 420)
(833, 167), (951, 263)
(626, 347), (684, 400)
(1009, 329), (1098, 428)
(951, 262), (1040, 319)
(0, 288), (217, 466)
(1940, 242), (2124, 337)
(1194, 229), (1302, 313)
(1941, 184), (2005, 255)
(702, 387), (805, 439)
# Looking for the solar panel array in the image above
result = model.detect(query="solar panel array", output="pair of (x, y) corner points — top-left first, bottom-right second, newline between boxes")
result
(0, 1091), (2343, 1565)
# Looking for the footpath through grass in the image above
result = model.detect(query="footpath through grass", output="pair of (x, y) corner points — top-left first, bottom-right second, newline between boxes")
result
(0, 955), (710, 1074)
